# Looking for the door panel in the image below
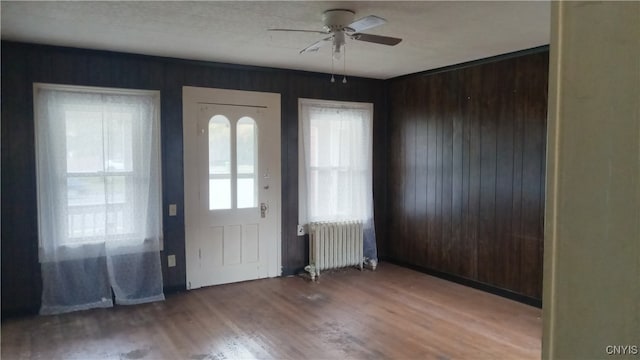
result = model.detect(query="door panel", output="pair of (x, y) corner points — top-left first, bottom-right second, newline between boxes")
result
(244, 224), (259, 263)
(223, 224), (242, 265)
(183, 87), (281, 289)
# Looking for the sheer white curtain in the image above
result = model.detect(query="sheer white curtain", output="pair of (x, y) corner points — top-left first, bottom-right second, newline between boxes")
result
(298, 99), (377, 262)
(35, 84), (164, 315)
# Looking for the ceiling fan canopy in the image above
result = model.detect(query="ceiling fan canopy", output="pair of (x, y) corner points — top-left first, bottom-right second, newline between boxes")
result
(269, 9), (402, 56)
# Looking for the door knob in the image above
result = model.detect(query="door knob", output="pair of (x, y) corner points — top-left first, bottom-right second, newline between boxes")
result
(260, 202), (268, 218)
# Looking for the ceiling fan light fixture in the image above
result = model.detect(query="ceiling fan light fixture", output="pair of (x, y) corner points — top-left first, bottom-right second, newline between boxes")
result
(332, 30), (346, 60)
(332, 45), (342, 60)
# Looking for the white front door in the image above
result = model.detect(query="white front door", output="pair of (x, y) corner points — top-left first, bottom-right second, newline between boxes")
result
(183, 87), (281, 289)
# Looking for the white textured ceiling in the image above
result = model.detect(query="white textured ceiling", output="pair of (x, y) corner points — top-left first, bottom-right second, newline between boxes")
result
(0, 1), (550, 79)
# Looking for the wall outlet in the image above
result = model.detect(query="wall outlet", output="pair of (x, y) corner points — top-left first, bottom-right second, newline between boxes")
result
(297, 224), (306, 236)
(169, 204), (177, 216)
(167, 254), (176, 267)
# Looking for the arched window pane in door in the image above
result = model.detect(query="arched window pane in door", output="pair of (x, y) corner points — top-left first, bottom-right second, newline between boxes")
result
(236, 117), (257, 208)
(209, 115), (231, 210)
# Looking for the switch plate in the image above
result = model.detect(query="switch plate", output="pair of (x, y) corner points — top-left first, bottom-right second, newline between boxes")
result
(169, 204), (177, 216)
(167, 255), (176, 267)
(297, 224), (306, 236)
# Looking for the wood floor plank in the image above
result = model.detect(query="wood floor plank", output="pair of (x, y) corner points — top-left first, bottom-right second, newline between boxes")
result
(1, 263), (541, 359)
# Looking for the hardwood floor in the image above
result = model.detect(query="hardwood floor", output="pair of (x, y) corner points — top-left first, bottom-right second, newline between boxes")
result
(1, 263), (541, 359)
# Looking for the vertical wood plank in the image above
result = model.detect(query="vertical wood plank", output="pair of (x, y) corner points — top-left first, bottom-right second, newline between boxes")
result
(460, 69), (472, 278)
(388, 83), (402, 260)
(512, 58), (527, 295)
(404, 80), (417, 263)
(431, 74), (444, 270)
(450, 71), (465, 276)
(425, 76), (439, 268)
(477, 62), (498, 286)
(466, 67), (482, 281)
(440, 73), (454, 273)
(415, 80), (429, 264)
(495, 60), (517, 290)
(394, 81), (408, 260)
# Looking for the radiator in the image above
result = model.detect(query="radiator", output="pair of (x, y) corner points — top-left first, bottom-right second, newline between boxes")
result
(305, 221), (364, 280)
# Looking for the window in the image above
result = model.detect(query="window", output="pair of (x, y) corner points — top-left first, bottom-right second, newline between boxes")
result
(208, 115), (231, 210)
(208, 115), (258, 210)
(298, 99), (373, 224)
(236, 117), (258, 209)
(35, 84), (162, 251)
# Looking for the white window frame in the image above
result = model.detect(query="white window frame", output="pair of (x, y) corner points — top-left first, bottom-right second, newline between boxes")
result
(33, 83), (163, 250)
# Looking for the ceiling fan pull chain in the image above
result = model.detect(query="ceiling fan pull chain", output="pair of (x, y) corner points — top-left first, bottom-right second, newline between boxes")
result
(342, 44), (347, 84)
(331, 52), (336, 83)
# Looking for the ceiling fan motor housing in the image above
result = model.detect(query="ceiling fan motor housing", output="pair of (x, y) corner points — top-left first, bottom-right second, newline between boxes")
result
(322, 9), (356, 32)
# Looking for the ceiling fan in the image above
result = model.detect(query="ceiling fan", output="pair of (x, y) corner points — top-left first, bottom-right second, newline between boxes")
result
(269, 9), (402, 57)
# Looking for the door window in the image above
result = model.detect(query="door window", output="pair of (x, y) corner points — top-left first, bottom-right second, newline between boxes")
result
(236, 117), (258, 209)
(208, 114), (258, 210)
(208, 115), (231, 210)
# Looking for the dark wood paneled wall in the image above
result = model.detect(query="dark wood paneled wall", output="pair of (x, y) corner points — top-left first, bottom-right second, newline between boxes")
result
(1, 41), (388, 316)
(386, 50), (548, 300)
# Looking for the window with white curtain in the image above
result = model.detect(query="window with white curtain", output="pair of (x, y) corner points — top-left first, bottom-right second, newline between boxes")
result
(34, 83), (164, 315)
(298, 99), (376, 258)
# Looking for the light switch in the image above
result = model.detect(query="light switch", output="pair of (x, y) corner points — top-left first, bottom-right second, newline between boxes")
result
(169, 204), (177, 216)
(167, 255), (176, 267)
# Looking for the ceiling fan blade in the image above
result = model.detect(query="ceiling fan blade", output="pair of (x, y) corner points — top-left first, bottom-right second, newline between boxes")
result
(300, 36), (332, 54)
(346, 15), (386, 32)
(268, 28), (327, 34)
(351, 33), (402, 46)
